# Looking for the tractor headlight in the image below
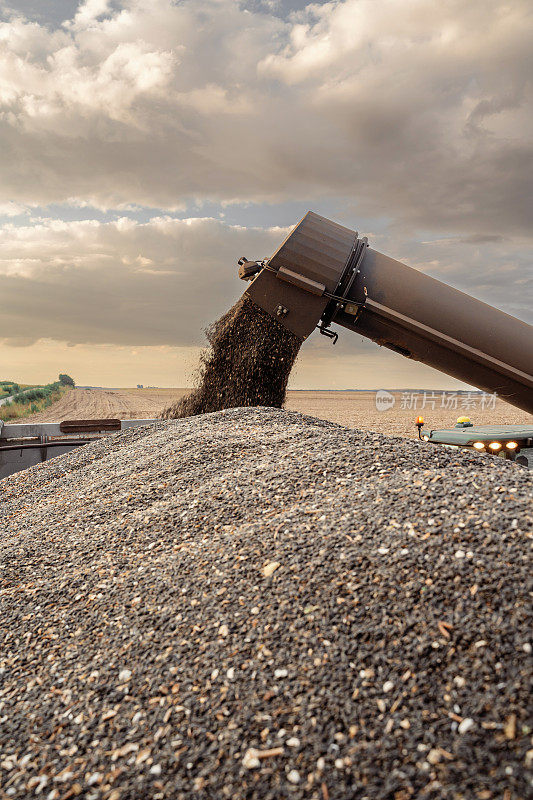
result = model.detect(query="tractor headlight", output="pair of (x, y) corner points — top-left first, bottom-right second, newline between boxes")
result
(473, 442), (485, 450)
(488, 441), (502, 451)
(506, 441), (518, 450)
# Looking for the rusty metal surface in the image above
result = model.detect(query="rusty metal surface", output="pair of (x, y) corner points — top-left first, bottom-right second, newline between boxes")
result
(1, 419), (158, 480)
(0, 419), (156, 441)
(59, 418), (121, 433)
(246, 268), (329, 339)
(268, 211), (355, 292)
(277, 266), (326, 296)
(336, 247), (533, 414)
(242, 211), (533, 415)
(246, 211), (356, 339)
(0, 439), (94, 452)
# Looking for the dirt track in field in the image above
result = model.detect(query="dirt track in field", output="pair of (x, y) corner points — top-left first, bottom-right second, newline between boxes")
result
(23, 388), (531, 439)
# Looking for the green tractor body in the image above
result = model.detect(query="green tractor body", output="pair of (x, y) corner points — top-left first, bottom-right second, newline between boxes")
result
(417, 419), (533, 468)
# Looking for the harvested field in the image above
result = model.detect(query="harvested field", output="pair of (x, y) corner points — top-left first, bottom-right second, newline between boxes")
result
(24, 388), (185, 423)
(1, 407), (531, 800)
(286, 391), (533, 439)
(24, 387), (532, 440)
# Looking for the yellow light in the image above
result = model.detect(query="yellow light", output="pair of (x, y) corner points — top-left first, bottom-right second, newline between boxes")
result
(506, 441), (518, 450)
(416, 416), (424, 425)
(473, 442), (485, 450)
(488, 441), (501, 451)
(457, 416), (470, 424)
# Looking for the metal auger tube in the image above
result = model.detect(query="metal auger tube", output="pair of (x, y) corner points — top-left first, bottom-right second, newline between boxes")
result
(240, 211), (533, 414)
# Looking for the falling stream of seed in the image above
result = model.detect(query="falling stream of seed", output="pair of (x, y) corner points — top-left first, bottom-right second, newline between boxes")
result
(161, 295), (303, 419)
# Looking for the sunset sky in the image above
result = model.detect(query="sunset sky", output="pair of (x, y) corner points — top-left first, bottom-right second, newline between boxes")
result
(0, 0), (531, 388)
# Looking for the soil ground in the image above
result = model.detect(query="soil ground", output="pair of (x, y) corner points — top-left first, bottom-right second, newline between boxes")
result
(24, 388), (182, 423)
(23, 388), (531, 439)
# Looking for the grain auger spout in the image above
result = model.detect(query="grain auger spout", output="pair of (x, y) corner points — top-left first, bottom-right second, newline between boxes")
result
(237, 211), (533, 415)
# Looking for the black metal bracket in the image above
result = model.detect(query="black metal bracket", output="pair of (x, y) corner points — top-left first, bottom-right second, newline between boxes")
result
(321, 235), (368, 330)
(317, 324), (338, 345)
(237, 257), (263, 281)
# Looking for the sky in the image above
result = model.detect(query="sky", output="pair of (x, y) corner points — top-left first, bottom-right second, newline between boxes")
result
(0, 0), (531, 389)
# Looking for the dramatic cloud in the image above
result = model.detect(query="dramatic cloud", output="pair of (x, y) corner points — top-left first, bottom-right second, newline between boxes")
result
(1, 214), (529, 353)
(0, 0), (530, 235)
(0, 0), (530, 389)
(0, 216), (287, 345)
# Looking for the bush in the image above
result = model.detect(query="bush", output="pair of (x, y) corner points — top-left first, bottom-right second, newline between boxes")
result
(59, 374), (75, 387)
(0, 379), (65, 421)
(0, 404), (19, 421)
(0, 382), (19, 395)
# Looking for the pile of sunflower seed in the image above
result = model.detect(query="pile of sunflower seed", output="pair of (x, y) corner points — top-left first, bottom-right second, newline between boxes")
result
(1, 408), (531, 800)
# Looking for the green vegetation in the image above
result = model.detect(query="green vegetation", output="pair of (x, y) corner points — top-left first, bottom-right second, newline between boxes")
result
(59, 373), (75, 387)
(0, 381), (21, 398)
(0, 376), (73, 421)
